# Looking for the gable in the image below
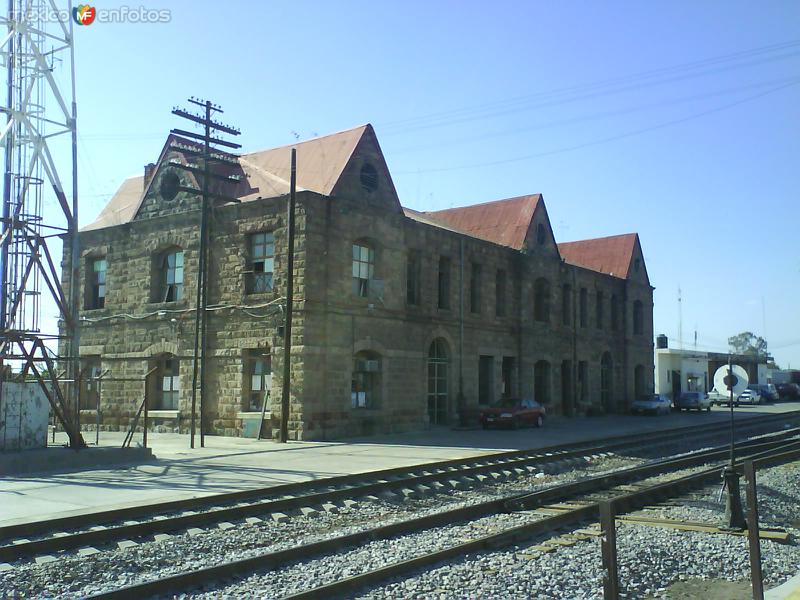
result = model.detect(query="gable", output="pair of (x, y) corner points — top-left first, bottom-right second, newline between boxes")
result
(421, 194), (559, 254)
(521, 196), (560, 258)
(627, 236), (650, 285)
(557, 233), (643, 281)
(330, 124), (403, 214)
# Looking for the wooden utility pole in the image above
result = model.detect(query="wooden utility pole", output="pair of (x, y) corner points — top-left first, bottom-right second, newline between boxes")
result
(279, 149), (297, 443)
(170, 98), (241, 448)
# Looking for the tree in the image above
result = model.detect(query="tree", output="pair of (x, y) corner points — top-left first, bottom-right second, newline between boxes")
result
(728, 331), (768, 357)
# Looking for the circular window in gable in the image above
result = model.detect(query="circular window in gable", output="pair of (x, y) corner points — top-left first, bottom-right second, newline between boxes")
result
(360, 163), (378, 193)
(160, 172), (181, 201)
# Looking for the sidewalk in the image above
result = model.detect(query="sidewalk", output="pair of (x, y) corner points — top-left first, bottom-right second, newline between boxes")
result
(1, 402), (798, 528)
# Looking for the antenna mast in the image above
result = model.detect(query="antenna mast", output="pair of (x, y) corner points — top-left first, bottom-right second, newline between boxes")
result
(0, 1), (85, 447)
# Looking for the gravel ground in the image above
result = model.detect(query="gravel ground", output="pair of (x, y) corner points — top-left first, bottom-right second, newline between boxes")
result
(0, 453), (640, 598)
(0, 434), (793, 599)
(351, 459), (800, 600)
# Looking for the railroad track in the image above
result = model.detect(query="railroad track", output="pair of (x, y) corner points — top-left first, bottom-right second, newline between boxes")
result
(1, 411), (798, 569)
(2, 412), (798, 567)
(78, 432), (800, 599)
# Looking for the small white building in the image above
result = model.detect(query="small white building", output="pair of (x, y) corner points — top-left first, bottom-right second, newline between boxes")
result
(654, 337), (770, 401)
(655, 348), (710, 400)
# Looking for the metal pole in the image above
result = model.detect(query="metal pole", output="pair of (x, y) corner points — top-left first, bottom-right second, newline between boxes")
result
(600, 500), (620, 600)
(744, 460), (764, 600)
(278, 149), (296, 443)
(723, 354), (746, 530)
(143, 371), (148, 449)
(199, 100), (212, 449)
(67, 0), (84, 450)
(729, 354), (735, 466)
(95, 375), (100, 446)
(189, 103), (212, 449)
(0, 0), (14, 331)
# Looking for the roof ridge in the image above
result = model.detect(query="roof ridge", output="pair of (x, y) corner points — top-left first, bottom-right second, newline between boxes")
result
(427, 193), (540, 215)
(241, 123), (370, 157)
(558, 232), (638, 245)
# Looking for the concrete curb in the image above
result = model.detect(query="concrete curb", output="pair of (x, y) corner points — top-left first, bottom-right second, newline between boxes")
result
(0, 446), (155, 477)
(766, 573), (800, 600)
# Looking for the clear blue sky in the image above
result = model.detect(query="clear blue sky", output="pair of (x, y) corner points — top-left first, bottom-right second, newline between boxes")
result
(51, 1), (800, 366)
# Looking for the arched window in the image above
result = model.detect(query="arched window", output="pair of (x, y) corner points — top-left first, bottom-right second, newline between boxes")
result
(151, 353), (179, 410)
(427, 339), (449, 425)
(601, 352), (613, 411)
(634, 364), (646, 399)
(534, 278), (551, 322)
(154, 247), (184, 303)
(534, 360), (551, 404)
(352, 242), (375, 297)
(633, 300), (644, 335)
(352, 351), (381, 408)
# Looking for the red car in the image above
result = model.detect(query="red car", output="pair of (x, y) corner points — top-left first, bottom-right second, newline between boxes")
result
(480, 398), (546, 430)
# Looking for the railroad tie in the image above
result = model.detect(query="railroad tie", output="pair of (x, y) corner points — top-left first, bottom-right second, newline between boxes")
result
(415, 484), (433, 497)
(153, 533), (172, 542)
(429, 481), (448, 492)
(217, 522), (236, 531)
(245, 517), (263, 525)
(34, 555), (58, 565)
(398, 488), (419, 500)
(186, 528), (205, 537)
(270, 513), (290, 524)
(299, 507), (319, 518)
(321, 503), (339, 514)
(117, 540), (138, 550)
(341, 499), (359, 509)
(0, 563), (12, 572)
(77, 547), (101, 557)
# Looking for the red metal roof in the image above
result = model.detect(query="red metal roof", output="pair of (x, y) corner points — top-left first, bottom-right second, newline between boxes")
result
(423, 195), (542, 250)
(557, 233), (638, 279)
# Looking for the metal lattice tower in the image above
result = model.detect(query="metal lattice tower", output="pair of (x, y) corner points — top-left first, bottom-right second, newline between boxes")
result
(0, 0), (85, 448)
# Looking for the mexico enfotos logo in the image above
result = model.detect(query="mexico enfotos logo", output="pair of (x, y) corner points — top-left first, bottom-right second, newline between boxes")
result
(28, 5), (171, 25)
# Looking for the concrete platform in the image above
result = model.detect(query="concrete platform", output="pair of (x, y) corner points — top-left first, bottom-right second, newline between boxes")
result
(0, 445), (154, 477)
(0, 402), (797, 529)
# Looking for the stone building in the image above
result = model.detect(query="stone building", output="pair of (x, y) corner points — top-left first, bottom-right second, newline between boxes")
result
(65, 124), (654, 440)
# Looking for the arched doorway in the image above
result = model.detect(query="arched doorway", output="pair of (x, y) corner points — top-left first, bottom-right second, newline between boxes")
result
(427, 339), (449, 424)
(601, 352), (613, 412)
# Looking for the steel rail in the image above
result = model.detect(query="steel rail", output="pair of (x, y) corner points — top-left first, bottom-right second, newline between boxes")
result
(2, 423), (797, 563)
(2, 416), (797, 562)
(4, 409), (797, 545)
(281, 440), (800, 600)
(83, 437), (800, 599)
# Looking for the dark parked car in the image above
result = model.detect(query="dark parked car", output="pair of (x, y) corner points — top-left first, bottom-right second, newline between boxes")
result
(756, 384), (778, 403)
(675, 391), (711, 411)
(630, 394), (672, 415)
(480, 398), (545, 429)
(777, 383), (800, 399)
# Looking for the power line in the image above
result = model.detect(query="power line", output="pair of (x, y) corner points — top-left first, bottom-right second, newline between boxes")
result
(395, 80), (800, 174)
(387, 76), (800, 155)
(378, 39), (800, 135)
